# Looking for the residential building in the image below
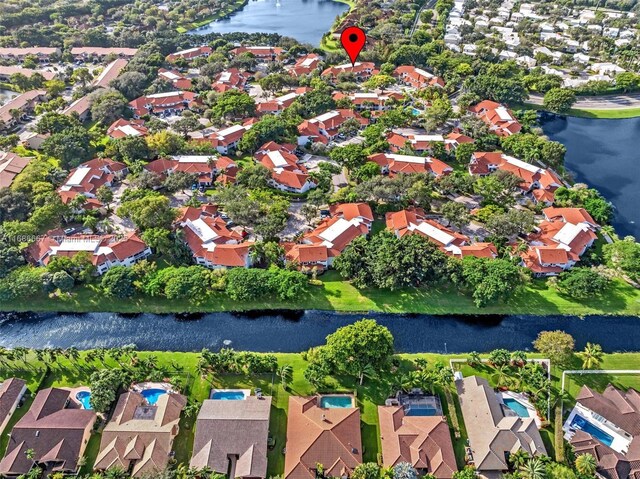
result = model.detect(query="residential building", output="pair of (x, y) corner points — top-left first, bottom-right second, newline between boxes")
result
(563, 385), (640, 479)
(212, 68), (248, 93)
(107, 119), (149, 139)
(129, 91), (200, 118)
(158, 69), (193, 90)
(321, 62), (377, 82)
(0, 66), (55, 82)
(71, 47), (138, 59)
(284, 396), (362, 479)
(288, 54), (322, 76)
(378, 403), (457, 479)
(469, 100), (522, 137)
(167, 46), (212, 62)
(230, 46), (284, 61)
(93, 59), (128, 88)
(393, 66), (445, 88)
(94, 391), (186, 477)
(332, 91), (404, 111)
(0, 47), (60, 61)
(0, 388), (96, 477)
(255, 143), (316, 193)
(63, 95), (92, 122)
(0, 379), (27, 436)
(27, 232), (152, 275)
(190, 124), (250, 154)
(520, 207), (598, 276)
(469, 152), (562, 204)
(0, 152), (31, 188)
(456, 376), (546, 476)
(0, 90), (47, 130)
(190, 396), (272, 479)
(58, 158), (127, 206)
(258, 88), (311, 115)
(368, 153), (452, 177)
(297, 109), (368, 145)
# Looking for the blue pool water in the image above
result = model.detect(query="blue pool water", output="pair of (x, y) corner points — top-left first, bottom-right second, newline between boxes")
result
(76, 391), (92, 409)
(141, 388), (168, 405)
(503, 397), (530, 417)
(571, 415), (614, 446)
(320, 396), (353, 408)
(211, 390), (246, 400)
(406, 406), (437, 416)
(411, 108), (422, 116)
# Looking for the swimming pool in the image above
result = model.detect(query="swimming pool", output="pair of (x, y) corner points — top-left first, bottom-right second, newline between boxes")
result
(406, 406), (438, 416)
(503, 398), (530, 418)
(411, 108), (422, 116)
(320, 395), (353, 408)
(570, 415), (614, 446)
(211, 390), (246, 400)
(140, 388), (168, 405)
(76, 391), (92, 410)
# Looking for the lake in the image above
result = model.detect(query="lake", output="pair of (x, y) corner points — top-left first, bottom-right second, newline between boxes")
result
(543, 115), (640, 240)
(0, 311), (638, 352)
(188, 0), (349, 45)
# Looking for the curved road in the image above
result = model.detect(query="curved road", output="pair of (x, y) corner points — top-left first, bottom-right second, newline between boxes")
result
(529, 92), (640, 110)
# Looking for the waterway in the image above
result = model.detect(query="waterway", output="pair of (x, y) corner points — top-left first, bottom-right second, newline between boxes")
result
(188, 0), (349, 45)
(0, 311), (638, 352)
(542, 115), (640, 240)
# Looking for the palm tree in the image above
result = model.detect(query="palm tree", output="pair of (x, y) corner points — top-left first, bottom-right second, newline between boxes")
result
(509, 450), (530, 469)
(467, 351), (481, 367)
(575, 453), (597, 477)
(278, 364), (294, 389)
(579, 343), (603, 369)
(492, 365), (512, 388)
(359, 363), (378, 385)
(519, 458), (547, 479)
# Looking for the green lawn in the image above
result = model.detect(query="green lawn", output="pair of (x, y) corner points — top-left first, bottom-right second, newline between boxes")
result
(519, 102), (640, 119)
(1, 272), (638, 316)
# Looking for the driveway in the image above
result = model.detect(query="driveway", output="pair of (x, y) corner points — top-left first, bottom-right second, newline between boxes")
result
(281, 202), (313, 240)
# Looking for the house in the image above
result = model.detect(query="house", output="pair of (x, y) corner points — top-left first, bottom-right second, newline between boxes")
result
(167, 46), (212, 62)
(258, 88), (311, 115)
(58, 158), (127, 206)
(170, 155), (217, 187)
(27, 232), (152, 275)
(212, 68), (248, 93)
(255, 143), (316, 193)
(329, 202), (374, 226)
(520, 207), (598, 276)
(0, 47), (61, 61)
(0, 66), (56, 82)
(71, 47), (138, 59)
(563, 385), (640, 479)
(107, 119), (149, 139)
(456, 376), (546, 476)
(129, 91), (200, 118)
(0, 152), (31, 188)
(0, 388), (96, 477)
(229, 46), (284, 61)
(332, 91), (404, 111)
(158, 69), (193, 90)
(378, 404), (457, 479)
(469, 100), (522, 136)
(190, 124), (250, 154)
(93, 59), (128, 88)
(288, 54), (322, 76)
(284, 244), (330, 271)
(63, 95), (92, 122)
(178, 210), (251, 269)
(94, 391), (186, 477)
(445, 132), (474, 152)
(368, 153), (452, 177)
(0, 90), (47, 130)
(297, 109), (368, 145)
(190, 395), (272, 479)
(321, 62), (377, 82)
(0, 379), (27, 436)
(393, 66), (445, 89)
(284, 396), (362, 479)
(469, 152), (562, 204)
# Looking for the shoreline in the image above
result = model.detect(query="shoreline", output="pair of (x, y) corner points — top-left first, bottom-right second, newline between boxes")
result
(176, 0), (250, 34)
(1, 273), (638, 316)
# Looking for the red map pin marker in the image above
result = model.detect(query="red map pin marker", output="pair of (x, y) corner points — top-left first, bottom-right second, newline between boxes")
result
(340, 26), (366, 66)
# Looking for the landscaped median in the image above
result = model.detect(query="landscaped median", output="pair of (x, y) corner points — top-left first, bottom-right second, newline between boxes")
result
(0, 271), (638, 316)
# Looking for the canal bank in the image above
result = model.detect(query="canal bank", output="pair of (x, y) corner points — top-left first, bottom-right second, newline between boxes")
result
(0, 310), (639, 352)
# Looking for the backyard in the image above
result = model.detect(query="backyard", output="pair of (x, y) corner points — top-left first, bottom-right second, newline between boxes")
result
(1, 349), (640, 476)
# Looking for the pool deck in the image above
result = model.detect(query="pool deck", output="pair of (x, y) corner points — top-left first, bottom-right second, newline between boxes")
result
(563, 403), (632, 453)
(131, 381), (175, 393)
(62, 386), (91, 409)
(498, 391), (541, 428)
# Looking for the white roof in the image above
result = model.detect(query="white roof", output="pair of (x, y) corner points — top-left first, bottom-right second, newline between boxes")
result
(188, 218), (219, 243)
(318, 218), (362, 245)
(553, 222), (587, 247)
(172, 155), (213, 163)
(219, 71), (232, 82)
(266, 150), (290, 168)
(313, 110), (340, 123)
(353, 93), (379, 99)
(414, 67), (434, 78)
(410, 221), (455, 246)
(301, 57), (316, 66)
(277, 92), (298, 103)
(495, 106), (515, 121)
(65, 167), (91, 187)
(335, 62), (361, 69)
(387, 154), (426, 164)
(175, 47), (201, 55)
(54, 238), (101, 252)
(117, 124), (144, 137)
(503, 155), (541, 174)
(160, 70), (182, 80)
(412, 134), (444, 142)
(217, 124), (246, 138)
(147, 91), (184, 99)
